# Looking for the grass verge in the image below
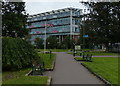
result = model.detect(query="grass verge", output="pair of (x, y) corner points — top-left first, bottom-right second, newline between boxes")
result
(2, 76), (48, 86)
(38, 53), (56, 69)
(2, 68), (48, 85)
(82, 57), (118, 85)
(35, 49), (70, 52)
(69, 51), (118, 56)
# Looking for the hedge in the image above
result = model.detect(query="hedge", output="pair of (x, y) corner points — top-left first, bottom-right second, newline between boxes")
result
(2, 37), (39, 71)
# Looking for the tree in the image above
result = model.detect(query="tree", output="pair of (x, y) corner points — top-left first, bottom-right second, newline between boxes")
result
(2, 1), (28, 38)
(81, 2), (120, 50)
(34, 37), (44, 49)
(46, 36), (58, 49)
(62, 36), (75, 49)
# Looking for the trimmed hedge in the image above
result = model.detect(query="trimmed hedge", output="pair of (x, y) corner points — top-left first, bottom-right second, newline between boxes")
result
(2, 37), (39, 71)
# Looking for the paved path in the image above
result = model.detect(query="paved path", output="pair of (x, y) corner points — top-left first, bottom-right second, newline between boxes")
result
(45, 52), (106, 84)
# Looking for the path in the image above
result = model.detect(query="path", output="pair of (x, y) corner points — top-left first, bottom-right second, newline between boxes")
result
(45, 52), (106, 84)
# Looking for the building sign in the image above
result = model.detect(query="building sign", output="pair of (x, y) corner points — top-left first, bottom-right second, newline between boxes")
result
(75, 45), (81, 50)
(83, 35), (88, 37)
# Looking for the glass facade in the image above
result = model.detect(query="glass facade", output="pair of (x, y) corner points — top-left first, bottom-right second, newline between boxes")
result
(26, 8), (82, 43)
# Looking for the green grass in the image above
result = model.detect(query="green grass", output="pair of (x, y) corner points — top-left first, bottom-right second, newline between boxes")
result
(2, 68), (49, 85)
(38, 53), (56, 69)
(69, 51), (118, 56)
(2, 76), (48, 86)
(82, 57), (118, 85)
(35, 49), (70, 52)
(74, 57), (83, 61)
(2, 68), (31, 81)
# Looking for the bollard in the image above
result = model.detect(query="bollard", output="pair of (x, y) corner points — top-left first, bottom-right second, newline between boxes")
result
(83, 54), (85, 60)
(86, 54), (89, 61)
(80, 52), (82, 56)
(89, 54), (92, 62)
(50, 50), (52, 59)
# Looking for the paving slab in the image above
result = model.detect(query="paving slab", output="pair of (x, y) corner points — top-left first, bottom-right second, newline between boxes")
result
(45, 52), (107, 85)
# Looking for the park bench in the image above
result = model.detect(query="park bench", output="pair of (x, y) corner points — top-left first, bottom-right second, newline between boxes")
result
(32, 59), (45, 75)
(82, 54), (93, 62)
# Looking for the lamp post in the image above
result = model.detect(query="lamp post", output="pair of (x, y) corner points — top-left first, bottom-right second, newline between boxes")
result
(43, 22), (53, 53)
(44, 22), (47, 53)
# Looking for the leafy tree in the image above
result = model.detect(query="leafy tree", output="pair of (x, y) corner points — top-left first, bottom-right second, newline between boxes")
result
(2, 1), (28, 38)
(62, 36), (75, 49)
(46, 36), (58, 49)
(34, 37), (44, 49)
(81, 2), (120, 50)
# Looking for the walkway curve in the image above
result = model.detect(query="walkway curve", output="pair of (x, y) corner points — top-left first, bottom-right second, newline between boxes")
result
(45, 52), (106, 85)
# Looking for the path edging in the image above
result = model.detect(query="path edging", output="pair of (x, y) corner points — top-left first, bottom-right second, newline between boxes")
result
(81, 63), (113, 86)
(46, 76), (52, 86)
(25, 70), (52, 86)
(25, 70), (32, 76)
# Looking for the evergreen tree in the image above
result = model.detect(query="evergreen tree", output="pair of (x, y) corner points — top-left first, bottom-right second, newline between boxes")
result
(2, 0), (28, 38)
(81, 2), (120, 50)
(34, 37), (44, 49)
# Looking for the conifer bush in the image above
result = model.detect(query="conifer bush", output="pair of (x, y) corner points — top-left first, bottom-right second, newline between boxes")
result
(2, 37), (39, 71)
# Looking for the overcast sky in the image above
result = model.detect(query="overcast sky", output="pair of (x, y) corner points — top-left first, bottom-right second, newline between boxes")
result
(24, 0), (86, 15)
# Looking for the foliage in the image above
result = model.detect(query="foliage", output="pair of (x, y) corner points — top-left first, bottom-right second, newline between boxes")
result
(62, 36), (75, 49)
(46, 36), (58, 49)
(81, 2), (120, 50)
(2, 37), (39, 71)
(34, 37), (44, 49)
(2, 1), (29, 38)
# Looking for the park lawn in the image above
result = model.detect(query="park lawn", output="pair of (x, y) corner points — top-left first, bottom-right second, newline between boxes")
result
(74, 57), (83, 61)
(2, 68), (31, 82)
(82, 57), (118, 85)
(2, 76), (48, 86)
(35, 49), (70, 52)
(38, 53), (56, 69)
(2, 68), (48, 85)
(70, 51), (118, 56)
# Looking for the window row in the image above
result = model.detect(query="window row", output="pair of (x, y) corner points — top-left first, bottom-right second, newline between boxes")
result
(28, 11), (71, 22)
(27, 18), (70, 28)
(30, 25), (70, 34)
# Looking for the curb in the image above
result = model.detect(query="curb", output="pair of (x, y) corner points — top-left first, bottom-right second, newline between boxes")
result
(25, 70), (32, 76)
(81, 63), (113, 86)
(46, 76), (52, 86)
(25, 70), (52, 86)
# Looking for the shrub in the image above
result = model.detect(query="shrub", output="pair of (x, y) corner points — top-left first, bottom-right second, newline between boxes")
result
(2, 37), (39, 71)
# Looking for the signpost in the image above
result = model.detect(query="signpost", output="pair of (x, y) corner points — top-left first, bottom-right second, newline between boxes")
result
(83, 35), (89, 38)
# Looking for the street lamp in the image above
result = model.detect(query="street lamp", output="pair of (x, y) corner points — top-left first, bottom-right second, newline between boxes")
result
(43, 22), (53, 53)
(44, 21), (47, 53)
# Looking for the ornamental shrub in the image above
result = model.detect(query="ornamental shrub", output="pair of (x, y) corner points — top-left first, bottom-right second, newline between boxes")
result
(2, 37), (39, 71)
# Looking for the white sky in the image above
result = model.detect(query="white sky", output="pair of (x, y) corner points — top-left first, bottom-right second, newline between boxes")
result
(24, 0), (86, 15)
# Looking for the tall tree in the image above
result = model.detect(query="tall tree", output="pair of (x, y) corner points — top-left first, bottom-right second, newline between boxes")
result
(46, 36), (58, 49)
(62, 36), (75, 49)
(81, 2), (120, 50)
(34, 37), (44, 49)
(2, 0), (28, 38)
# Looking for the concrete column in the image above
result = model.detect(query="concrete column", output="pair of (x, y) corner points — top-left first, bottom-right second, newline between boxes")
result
(59, 35), (61, 43)
(70, 8), (72, 39)
(62, 35), (63, 42)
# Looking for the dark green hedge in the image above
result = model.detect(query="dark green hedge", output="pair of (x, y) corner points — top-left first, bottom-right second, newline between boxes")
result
(2, 37), (39, 71)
